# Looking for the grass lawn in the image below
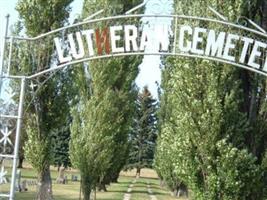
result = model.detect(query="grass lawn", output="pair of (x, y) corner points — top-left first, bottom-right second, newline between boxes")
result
(0, 167), (188, 200)
(129, 177), (187, 200)
(131, 178), (148, 200)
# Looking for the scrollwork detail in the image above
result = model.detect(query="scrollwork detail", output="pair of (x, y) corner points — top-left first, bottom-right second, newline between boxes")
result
(237, 16), (249, 27)
(147, 0), (173, 15)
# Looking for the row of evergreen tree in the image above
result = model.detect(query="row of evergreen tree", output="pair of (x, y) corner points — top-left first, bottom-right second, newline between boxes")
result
(10, 1), (158, 200)
(155, 0), (267, 200)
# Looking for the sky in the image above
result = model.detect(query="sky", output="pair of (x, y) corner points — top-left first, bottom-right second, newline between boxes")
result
(0, 0), (172, 99)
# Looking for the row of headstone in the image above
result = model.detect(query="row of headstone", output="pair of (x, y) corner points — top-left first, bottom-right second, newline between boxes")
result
(25, 180), (37, 186)
(16, 176), (78, 186)
(15, 170), (36, 192)
(56, 175), (79, 184)
(16, 180), (38, 192)
(14, 169), (80, 193)
(56, 168), (79, 184)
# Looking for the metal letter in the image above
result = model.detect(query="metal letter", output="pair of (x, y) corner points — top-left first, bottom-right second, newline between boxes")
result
(82, 29), (95, 56)
(154, 24), (169, 52)
(179, 25), (192, 53)
(125, 25), (138, 52)
(248, 41), (267, 69)
(110, 26), (124, 53)
(239, 37), (254, 63)
(191, 27), (207, 55)
(205, 30), (226, 57)
(68, 32), (85, 60)
(223, 33), (239, 61)
(95, 28), (111, 55)
(54, 37), (72, 64)
(139, 26), (150, 51)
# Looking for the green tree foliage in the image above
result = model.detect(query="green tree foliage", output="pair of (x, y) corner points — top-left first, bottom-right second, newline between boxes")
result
(70, 90), (118, 199)
(155, 0), (267, 199)
(69, 0), (142, 199)
(15, 1), (73, 199)
(51, 121), (71, 170)
(70, 59), (140, 198)
(126, 87), (158, 177)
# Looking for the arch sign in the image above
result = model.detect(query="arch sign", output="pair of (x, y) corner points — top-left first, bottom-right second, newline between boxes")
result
(4, 13), (267, 79)
(53, 16), (267, 77)
(1, 6), (267, 200)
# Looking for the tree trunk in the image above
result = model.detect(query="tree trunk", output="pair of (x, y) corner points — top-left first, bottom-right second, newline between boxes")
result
(136, 167), (141, 178)
(17, 156), (24, 169)
(262, 0), (267, 30)
(83, 189), (91, 200)
(111, 172), (119, 183)
(248, 76), (258, 155)
(98, 182), (107, 192)
(36, 165), (53, 200)
(81, 176), (92, 200)
(111, 177), (118, 183)
(56, 167), (65, 184)
(93, 188), (97, 200)
(160, 178), (164, 187)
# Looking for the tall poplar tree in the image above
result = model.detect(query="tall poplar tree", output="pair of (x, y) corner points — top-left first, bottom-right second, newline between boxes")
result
(155, 0), (267, 199)
(70, 0), (142, 199)
(15, 1), (73, 199)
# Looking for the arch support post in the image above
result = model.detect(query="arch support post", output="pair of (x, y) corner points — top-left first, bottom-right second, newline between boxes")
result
(9, 77), (26, 200)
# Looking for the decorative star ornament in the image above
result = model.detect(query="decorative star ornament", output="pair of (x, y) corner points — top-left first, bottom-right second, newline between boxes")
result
(0, 166), (7, 184)
(0, 126), (13, 146)
(148, 0), (173, 15)
(6, 89), (16, 100)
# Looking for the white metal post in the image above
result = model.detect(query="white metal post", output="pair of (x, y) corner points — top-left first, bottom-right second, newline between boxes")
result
(0, 14), (10, 95)
(172, 16), (178, 54)
(9, 77), (26, 200)
(7, 36), (14, 75)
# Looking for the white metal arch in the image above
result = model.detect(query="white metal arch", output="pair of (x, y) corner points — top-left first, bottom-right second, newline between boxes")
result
(2, 14), (267, 80)
(1, 9), (267, 200)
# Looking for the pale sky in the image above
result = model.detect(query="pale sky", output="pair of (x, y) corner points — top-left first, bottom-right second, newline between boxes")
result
(0, 0), (172, 99)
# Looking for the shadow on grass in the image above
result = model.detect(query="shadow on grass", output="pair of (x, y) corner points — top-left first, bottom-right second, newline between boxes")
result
(150, 191), (166, 195)
(13, 191), (36, 200)
(116, 181), (132, 185)
(139, 176), (159, 180)
(107, 190), (129, 193)
(95, 198), (121, 200)
(149, 185), (165, 190)
(130, 190), (149, 194)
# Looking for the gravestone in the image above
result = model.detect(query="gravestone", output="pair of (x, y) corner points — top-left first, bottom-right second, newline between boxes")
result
(64, 175), (68, 184)
(71, 175), (78, 182)
(16, 169), (21, 191)
(20, 180), (28, 192)
(56, 167), (66, 184)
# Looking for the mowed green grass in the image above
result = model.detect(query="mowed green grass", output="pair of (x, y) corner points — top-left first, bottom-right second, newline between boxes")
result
(0, 168), (188, 200)
(130, 177), (187, 200)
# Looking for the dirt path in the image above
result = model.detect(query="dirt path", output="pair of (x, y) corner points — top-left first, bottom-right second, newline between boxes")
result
(147, 181), (158, 200)
(123, 177), (158, 200)
(123, 178), (136, 200)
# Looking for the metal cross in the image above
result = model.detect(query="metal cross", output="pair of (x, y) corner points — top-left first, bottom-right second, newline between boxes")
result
(30, 80), (38, 91)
